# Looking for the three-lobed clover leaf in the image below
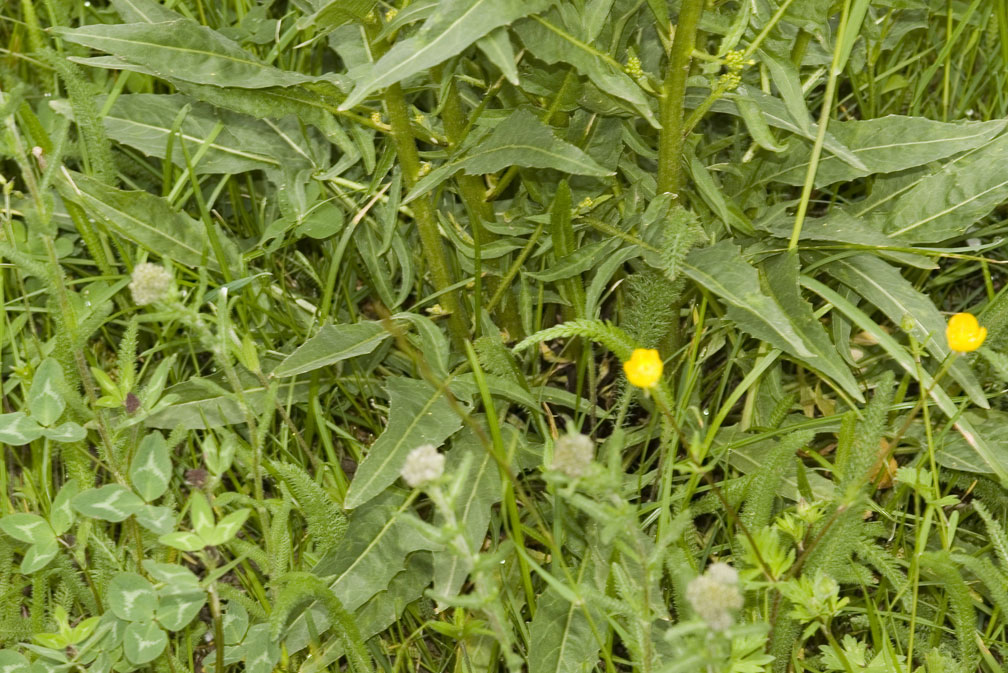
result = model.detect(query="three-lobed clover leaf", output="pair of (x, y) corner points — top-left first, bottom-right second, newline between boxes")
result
(72, 485), (145, 522)
(158, 491), (250, 551)
(129, 431), (172, 501)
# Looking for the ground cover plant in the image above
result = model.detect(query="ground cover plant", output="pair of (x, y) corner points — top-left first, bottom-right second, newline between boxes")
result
(4, 0), (1008, 671)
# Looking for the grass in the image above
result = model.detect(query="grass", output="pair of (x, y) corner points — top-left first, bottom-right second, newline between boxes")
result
(4, 0), (1008, 672)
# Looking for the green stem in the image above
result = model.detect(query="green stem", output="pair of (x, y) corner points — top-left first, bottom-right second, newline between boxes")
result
(657, 0), (705, 195)
(384, 82), (469, 347)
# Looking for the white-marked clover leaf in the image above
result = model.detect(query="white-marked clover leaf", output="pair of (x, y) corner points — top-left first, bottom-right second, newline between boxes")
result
(156, 587), (206, 631)
(202, 508), (250, 546)
(41, 421), (86, 443)
(0, 412), (43, 445)
(107, 572), (158, 622)
(141, 561), (199, 587)
(122, 621), (167, 665)
(243, 623), (281, 673)
(189, 491), (215, 538)
(0, 650), (30, 673)
(157, 531), (205, 552)
(28, 358), (66, 426)
(221, 602), (248, 644)
(72, 485), (145, 522)
(130, 432), (172, 501)
(134, 505), (176, 536)
(0, 513), (54, 545)
(49, 479), (80, 535)
(20, 537), (59, 574)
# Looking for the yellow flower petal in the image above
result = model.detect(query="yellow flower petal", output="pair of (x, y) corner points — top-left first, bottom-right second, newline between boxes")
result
(623, 348), (663, 388)
(946, 312), (986, 353)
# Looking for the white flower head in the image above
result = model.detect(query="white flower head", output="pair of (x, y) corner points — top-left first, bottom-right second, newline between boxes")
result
(400, 444), (444, 488)
(686, 562), (744, 632)
(549, 432), (594, 479)
(129, 262), (173, 306)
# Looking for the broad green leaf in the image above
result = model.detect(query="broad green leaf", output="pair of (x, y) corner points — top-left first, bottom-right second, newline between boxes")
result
(28, 358), (66, 426)
(221, 602), (249, 644)
(344, 377), (469, 509)
(56, 171), (240, 274)
(142, 560), (200, 586)
(107, 573), (158, 622)
(825, 254), (987, 408)
(296, 0), (376, 31)
(134, 505), (176, 535)
(0, 513), (54, 545)
(274, 322), (390, 377)
(685, 244), (864, 402)
(339, 0), (556, 110)
(513, 9), (658, 127)
(762, 116), (1006, 187)
(21, 539), (60, 574)
(0, 412), (43, 445)
(72, 485), (145, 522)
(406, 109), (612, 202)
(0, 651), (30, 673)
(883, 132), (1008, 243)
(156, 587), (206, 631)
(122, 621), (167, 665)
(111, 0), (183, 23)
(315, 491), (439, 609)
(130, 431), (172, 502)
(55, 20), (315, 89)
(157, 531), (206, 552)
(528, 587), (604, 673)
(432, 428), (501, 605)
(49, 480), (81, 536)
(202, 509), (250, 546)
(41, 422), (87, 443)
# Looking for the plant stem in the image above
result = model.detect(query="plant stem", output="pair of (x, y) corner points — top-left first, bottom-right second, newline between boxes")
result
(657, 0), (705, 196)
(384, 82), (469, 347)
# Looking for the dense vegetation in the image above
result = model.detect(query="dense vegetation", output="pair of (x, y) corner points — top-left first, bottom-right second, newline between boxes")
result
(4, 0), (1008, 671)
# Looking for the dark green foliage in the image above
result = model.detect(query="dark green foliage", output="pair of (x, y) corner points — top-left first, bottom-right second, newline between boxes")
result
(271, 462), (347, 555)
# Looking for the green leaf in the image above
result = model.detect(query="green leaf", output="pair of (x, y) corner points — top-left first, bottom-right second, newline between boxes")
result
(156, 587), (206, 631)
(122, 621), (167, 665)
(296, 0), (376, 31)
(243, 623), (282, 673)
(142, 560), (200, 586)
(202, 509), (250, 546)
(685, 244), (864, 402)
(824, 254), (987, 408)
(134, 505), (176, 535)
(49, 480), (80, 536)
(528, 587), (604, 673)
(55, 20), (316, 89)
(339, 0), (556, 110)
(882, 132), (1008, 243)
(0, 412), (44, 445)
(0, 650), (30, 673)
(477, 27), (520, 84)
(189, 491), (215, 538)
(56, 171), (241, 274)
(72, 485), (145, 522)
(41, 422), (87, 443)
(406, 109), (613, 202)
(107, 573), (158, 622)
(0, 513), (54, 545)
(21, 539), (60, 574)
(130, 431), (172, 502)
(28, 358), (66, 426)
(157, 531), (206, 552)
(274, 322), (390, 377)
(344, 377), (469, 509)
(221, 602), (249, 644)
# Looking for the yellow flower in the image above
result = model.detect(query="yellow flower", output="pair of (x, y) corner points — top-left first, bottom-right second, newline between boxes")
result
(946, 312), (987, 353)
(623, 348), (663, 388)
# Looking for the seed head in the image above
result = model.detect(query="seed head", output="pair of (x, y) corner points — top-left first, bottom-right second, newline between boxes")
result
(550, 432), (594, 478)
(401, 444), (444, 487)
(128, 263), (173, 306)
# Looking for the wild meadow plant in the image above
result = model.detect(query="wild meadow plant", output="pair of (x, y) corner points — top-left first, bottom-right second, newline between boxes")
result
(4, 0), (1008, 671)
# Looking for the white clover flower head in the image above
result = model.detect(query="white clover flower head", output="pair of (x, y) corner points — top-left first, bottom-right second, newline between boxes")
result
(686, 562), (744, 632)
(129, 262), (173, 306)
(549, 432), (594, 479)
(400, 444), (444, 488)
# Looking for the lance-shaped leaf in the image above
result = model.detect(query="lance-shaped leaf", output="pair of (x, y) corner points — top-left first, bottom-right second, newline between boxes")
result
(528, 587), (604, 673)
(130, 432), (173, 502)
(296, 0), (376, 31)
(28, 358), (66, 426)
(344, 377), (471, 509)
(340, 0), (556, 110)
(56, 171), (240, 274)
(55, 20), (315, 89)
(72, 485), (145, 522)
(274, 321), (391, 377)
(405, 109), (612, 203)
(686, 244), (864, 402)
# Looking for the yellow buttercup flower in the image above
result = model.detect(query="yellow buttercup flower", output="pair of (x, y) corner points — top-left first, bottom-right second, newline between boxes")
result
(624, 348), (663, 388)
(946, 312), (986, 353)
